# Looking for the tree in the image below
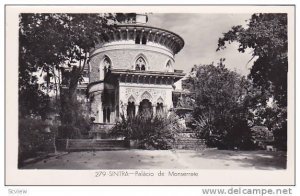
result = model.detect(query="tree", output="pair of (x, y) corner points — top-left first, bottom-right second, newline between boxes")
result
(217, 13), (287, 149)
(18, 72), (50, 118)
(19, 13), (114, 123)
(184, 60), (255, 149)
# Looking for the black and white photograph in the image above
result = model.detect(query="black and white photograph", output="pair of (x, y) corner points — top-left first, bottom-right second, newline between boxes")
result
(5, 5), (295, 186)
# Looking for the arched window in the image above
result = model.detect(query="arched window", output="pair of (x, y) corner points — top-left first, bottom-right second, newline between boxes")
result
(103, 56), (111, 78)
(156, 97), (164, 114)
(166, 60), (172, 72)
(135, 65), (140, 71)
(135, 57), (146, 71)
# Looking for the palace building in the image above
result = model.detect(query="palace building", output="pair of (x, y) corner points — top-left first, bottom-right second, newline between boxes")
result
(86, 14), (185, 128)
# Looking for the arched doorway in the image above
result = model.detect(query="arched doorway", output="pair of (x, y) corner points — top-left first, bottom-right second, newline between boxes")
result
(127, 102), (135, 118)
(156, 103), (164, 114)
(138, 99), (153, 116)
(127, 95), (136, 118)
(156, 97), (164, 115)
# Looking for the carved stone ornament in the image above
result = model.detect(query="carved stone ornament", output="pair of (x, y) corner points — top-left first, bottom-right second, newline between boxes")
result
(124, 87), (166, 104)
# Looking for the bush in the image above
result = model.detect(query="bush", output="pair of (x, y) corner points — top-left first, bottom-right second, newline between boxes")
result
(194, 115), (255, 150)
(60, 93), (91, 138)
(57, 125), (82, 139)
(110, 112), (184, 150)
(251, 126), (274, 149)
(221, 119), (255, 150)
(57, 103), (91, 139)
(273, 121), (287, 151)
(18, 117), (56, 167)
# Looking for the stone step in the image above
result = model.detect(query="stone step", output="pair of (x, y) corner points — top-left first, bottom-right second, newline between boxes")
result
(68, 142), (126, 146)
(174, 138), (207, 150)
(66, 139), (128, 151)
(67, 147), (128, 151)
(67, 140), (125, 144)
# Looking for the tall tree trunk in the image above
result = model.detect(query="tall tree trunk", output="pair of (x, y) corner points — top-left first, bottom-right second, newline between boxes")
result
(53, 68), (58, 105)
(60, 52), (88, 126)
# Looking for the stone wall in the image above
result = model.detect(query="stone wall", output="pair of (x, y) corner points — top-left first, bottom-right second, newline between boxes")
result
(89, 44), (175, 82)
(174, 138), (206, 150)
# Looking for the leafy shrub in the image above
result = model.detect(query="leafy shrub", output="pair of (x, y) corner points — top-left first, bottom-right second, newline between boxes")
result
(194, 114), (255, 150)
(221, 119), (255, 150)
(251, 126), (274, 149)
(18, 117), (56, 167)
(110, 112), (184, 150)
(57, 125), (82, 139)
(56, 85), (91, 138)
(74, 114), (90, 137)
(273, 121), (287, 151)
(58, 99), (91, 139)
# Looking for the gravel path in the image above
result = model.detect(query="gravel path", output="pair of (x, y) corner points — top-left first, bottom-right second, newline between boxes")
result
(22, 149), (286, 170)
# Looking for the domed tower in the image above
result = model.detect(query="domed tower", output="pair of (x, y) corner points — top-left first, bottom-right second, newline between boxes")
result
(88, 13), (185, 124)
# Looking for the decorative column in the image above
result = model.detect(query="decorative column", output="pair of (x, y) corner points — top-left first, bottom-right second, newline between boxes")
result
(94, 92), (103, 123)
(123, 103), (128, 118)
(135, 104), (139, 116)
(110, 106), (115, 123)
(152, 104), (156, 115)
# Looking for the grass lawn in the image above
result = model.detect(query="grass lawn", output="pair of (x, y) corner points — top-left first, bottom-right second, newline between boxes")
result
(21, 149), (286, 170)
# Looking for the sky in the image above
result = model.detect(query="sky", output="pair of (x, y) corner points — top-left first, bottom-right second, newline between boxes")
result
(147, 13), (255, 75)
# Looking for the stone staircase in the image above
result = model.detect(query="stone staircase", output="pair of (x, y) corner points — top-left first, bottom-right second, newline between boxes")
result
(174, 136), (206, 150)
(66, 139), (129, 151)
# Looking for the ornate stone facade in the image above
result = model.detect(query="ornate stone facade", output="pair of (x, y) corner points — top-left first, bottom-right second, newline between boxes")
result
(87, 15), (185, 124)
(123, 87), (167, 104)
